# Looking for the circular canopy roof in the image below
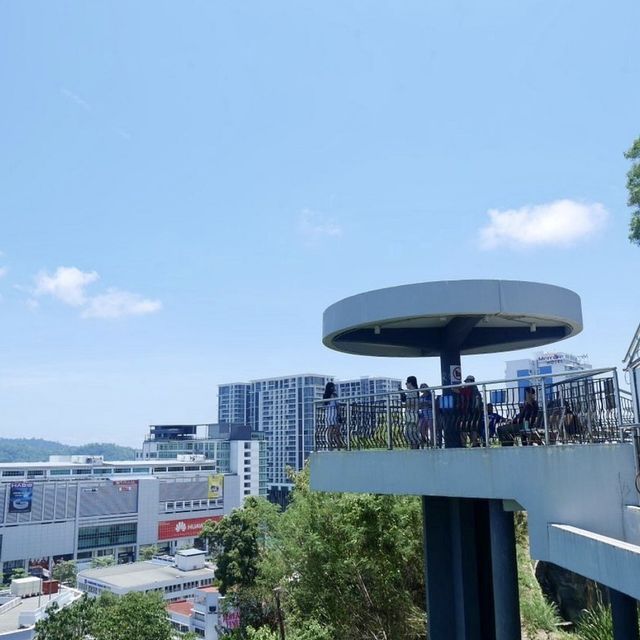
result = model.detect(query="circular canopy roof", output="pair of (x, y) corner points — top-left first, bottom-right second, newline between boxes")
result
(323, 280), (583, 357)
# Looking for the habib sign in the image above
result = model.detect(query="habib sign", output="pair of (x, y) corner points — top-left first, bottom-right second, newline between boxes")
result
(157, 516), (222, 541)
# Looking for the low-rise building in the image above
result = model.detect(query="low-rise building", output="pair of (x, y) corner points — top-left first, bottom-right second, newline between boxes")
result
(77, 549), (215, 601)
(167, 586), (229, 639)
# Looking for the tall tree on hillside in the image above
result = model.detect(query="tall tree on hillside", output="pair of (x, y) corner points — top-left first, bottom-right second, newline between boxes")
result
(200, 497), (280, 594)
(259, 469), (426, 640)
(625, 136), (640, 245)
(200, 497), (280, 637)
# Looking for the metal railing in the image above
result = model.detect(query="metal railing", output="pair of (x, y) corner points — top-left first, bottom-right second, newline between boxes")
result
(314, 368), (637, 452)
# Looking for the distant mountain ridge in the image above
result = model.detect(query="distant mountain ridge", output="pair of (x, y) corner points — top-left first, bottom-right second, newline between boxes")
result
(0, 438), (137, 463)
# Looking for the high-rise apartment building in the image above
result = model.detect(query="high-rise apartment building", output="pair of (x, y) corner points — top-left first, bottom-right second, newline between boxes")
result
(218, 374), (401, 504)
(336, 376), (402, 400)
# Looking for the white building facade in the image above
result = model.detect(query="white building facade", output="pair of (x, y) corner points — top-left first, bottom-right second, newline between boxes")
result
(137, 423), (267, 498)
(0, 456), (251, 582)
(505, 351), (592, 399)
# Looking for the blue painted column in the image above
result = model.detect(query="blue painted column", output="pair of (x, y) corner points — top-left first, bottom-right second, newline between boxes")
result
(610, 588), (639, 640)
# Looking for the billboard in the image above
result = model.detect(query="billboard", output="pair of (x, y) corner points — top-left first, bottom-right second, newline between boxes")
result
(157, 516), (222, 541)
(9, 482), (34, 513)
(207, 474), (224, 500)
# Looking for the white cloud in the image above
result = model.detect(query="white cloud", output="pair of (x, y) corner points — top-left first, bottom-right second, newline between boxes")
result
(0, 266), (8, 279)
(32, 266), (161, 319)
(60, 87), (92, 111)
(81, 288), (162, 319)
(479, 199), (609, 250)
(298, 208), (343, 242)
(34, 267), (98, 306)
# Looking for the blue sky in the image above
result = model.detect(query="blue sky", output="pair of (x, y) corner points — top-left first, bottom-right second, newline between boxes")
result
(1, 2), (639, 446)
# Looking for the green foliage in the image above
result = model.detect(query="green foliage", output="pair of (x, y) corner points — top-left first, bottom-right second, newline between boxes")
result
(625, 136), (640, 245)
(35, 592), (173, 640)
(91, 555), (116, 568)
(200, 497), (280, 595)
(139, 544), (160, 561)
(51, 559), (77, 586)
(260, 468), (426, 640)
(575, 603), (613, 640)
(91, 591), (173, 640)
(10, 568), (28, 580)
(0, 437), (136, 462)
(515, 515), (562, 636)
(34, 596), (97, 640)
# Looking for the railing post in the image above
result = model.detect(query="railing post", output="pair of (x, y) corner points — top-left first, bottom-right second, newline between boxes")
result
(346, 402), (352, 451)
(432, 392), (438, 449)
(482, 384), (490, 447)
(313, 402), (317, 452)
(539, 379), (549, 445)
(386, 395), (393, 450)
(613, 368), (626, 442)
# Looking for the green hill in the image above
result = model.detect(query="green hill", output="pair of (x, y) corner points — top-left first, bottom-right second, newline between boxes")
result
(0, 438), (137, 462)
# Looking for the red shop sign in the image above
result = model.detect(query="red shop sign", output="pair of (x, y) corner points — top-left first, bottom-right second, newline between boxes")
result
(157, 516), (221, 541)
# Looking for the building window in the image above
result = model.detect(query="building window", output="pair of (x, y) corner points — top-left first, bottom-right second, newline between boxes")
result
(78, 523), (137, 550)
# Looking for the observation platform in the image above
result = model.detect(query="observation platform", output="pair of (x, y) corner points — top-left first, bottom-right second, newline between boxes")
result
(313, 280), (640, 639)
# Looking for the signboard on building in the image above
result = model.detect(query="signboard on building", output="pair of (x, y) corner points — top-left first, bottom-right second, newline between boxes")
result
(157, 516), (222, 541)
(9, 482), (34, 513)
(207, 474), (224, 500)
(113, 480), (138, 492)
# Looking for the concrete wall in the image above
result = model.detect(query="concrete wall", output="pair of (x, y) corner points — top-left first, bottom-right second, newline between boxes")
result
(310, 444), (640, 561)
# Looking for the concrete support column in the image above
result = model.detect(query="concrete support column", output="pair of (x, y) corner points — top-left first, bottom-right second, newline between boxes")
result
(423, 496), (496, 640)
(440, 350), (462, 449)
(489, 500), (521, 640)
(610, 588), (639, 640)
(423, 496), (456, 639)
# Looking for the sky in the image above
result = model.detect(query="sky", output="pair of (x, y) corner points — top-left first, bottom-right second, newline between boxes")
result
(1, 1), (639, 447)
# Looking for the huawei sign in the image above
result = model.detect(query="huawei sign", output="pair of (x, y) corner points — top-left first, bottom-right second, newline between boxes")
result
(158, 516), (222, 541)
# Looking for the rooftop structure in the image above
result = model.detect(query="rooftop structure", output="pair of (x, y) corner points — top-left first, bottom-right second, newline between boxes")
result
(138, 422), (267, 498)
(77, 550), (215, 600)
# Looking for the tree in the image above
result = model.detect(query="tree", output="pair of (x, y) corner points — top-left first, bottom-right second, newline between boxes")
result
(35, 591), (173, 640)
(91, 555), (116, 568)
(34, 596), (97, 640)
(51, 560), (77, 586)
(10, 568), (27, 580)
(625, 136), (640, 245)
(139, 544), (160, 561)
(259, 468), (426, 640)
(200, 497), (279, 595)
(91, 591), (173, 640)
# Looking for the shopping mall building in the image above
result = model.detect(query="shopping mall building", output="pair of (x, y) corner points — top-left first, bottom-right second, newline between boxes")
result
(0, 437), (261, 581)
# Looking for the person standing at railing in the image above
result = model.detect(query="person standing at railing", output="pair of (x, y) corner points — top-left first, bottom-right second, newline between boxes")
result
(459, 375), (484, 446)
(323, 381), (343, 450)
(418, 383), (434, 447)
(403, 376), (420, 448)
